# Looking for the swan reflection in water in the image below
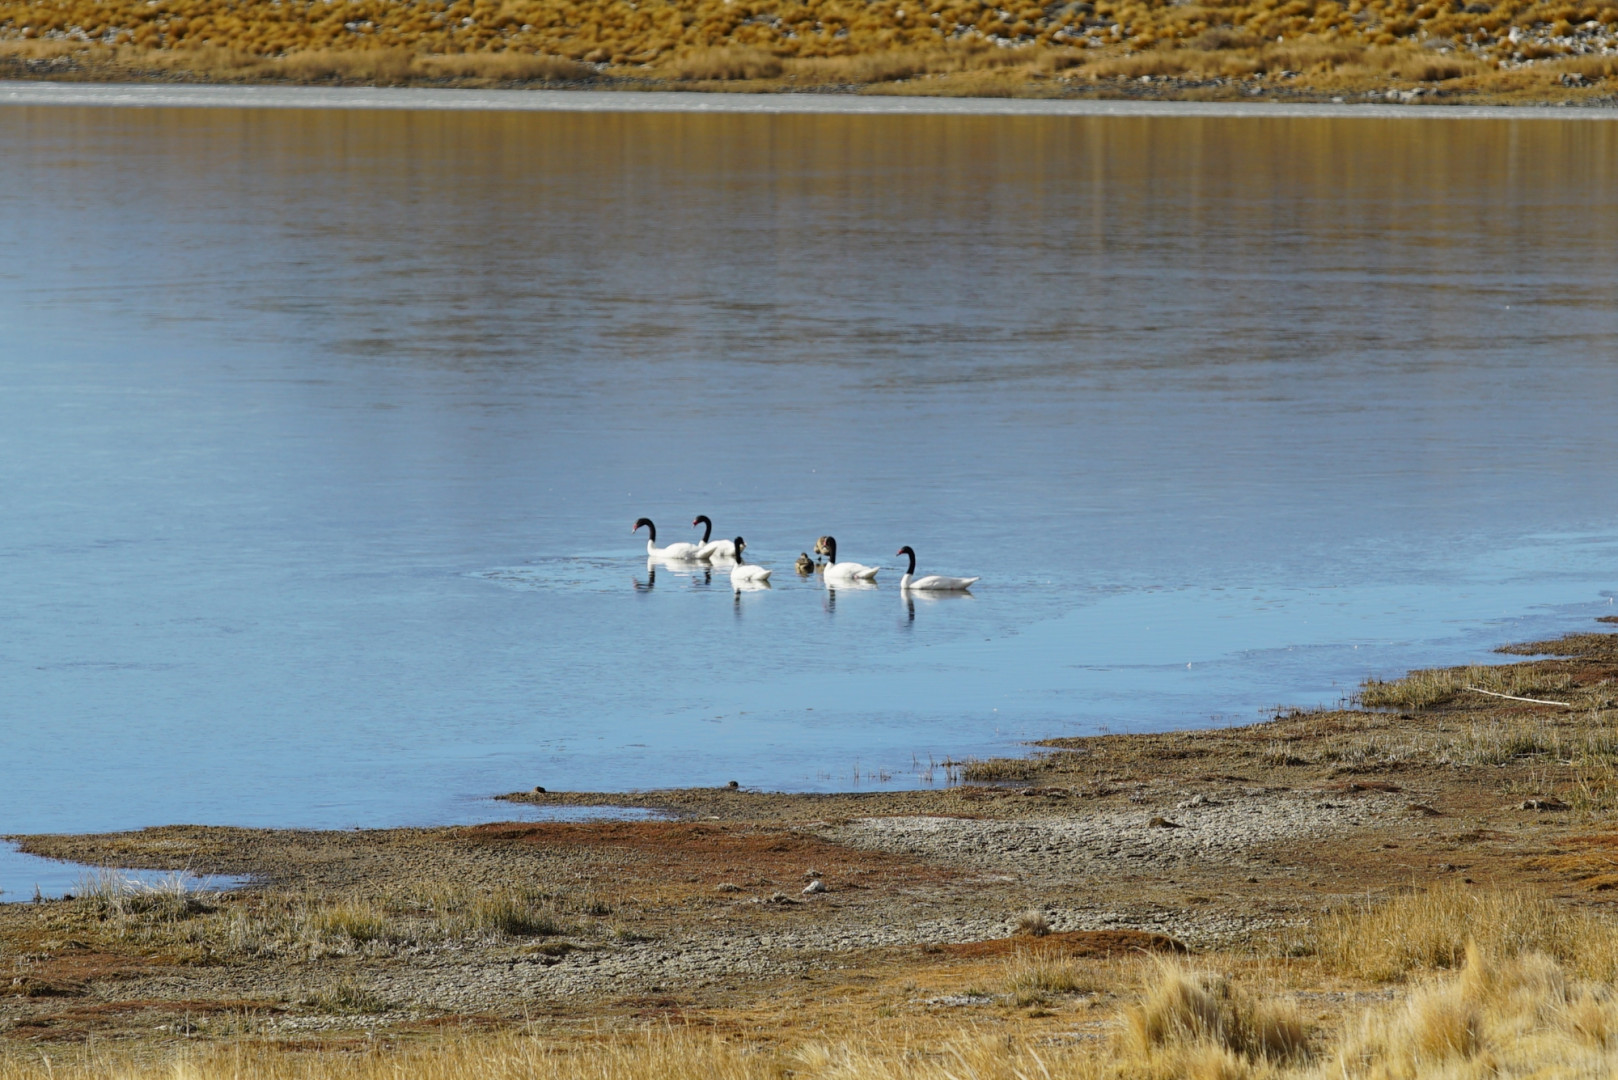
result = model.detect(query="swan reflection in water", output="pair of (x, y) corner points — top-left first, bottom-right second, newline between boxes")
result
(634, 560), (719, 592)
(732, 577), (771, 616)
(902, 588), (974, 624)
(823, 579), (878, 615)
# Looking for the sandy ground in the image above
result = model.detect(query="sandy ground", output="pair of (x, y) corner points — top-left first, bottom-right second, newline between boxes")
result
(4, 623), (1616, 1048)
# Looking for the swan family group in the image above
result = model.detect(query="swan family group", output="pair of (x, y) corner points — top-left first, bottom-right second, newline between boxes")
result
(633, 517), (980, 592)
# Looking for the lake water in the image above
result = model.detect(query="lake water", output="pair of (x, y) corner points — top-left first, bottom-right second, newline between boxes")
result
(3, 100), (1617, 896)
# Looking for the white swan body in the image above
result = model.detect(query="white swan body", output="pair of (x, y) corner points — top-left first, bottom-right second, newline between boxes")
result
(633, 517), (701, 560)
(896, 546), (978, 591)
(814, 536), (880, 582)
(691, 515), (738, 561)
(728, 537), (773, 588)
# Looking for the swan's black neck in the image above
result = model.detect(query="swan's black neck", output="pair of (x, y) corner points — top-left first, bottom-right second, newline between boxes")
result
(900, 547), (917, 576)
(695, 516), (712, 543)
(823, 537), (837, 564)
(732, 537), (746, 562)
(635, 518), (656, 541)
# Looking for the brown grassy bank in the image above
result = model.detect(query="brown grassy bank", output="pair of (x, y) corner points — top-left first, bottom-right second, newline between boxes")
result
(4, 0), (1618, 103)
(6, 626), (1618, 1076)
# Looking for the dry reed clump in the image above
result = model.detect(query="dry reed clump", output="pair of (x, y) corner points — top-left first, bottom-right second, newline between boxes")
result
(665, 44), (782, 80)
(1315, 880), (1618, 983)
(132, 43), (596, 83)
(1359, 662), (1578, 710)
(74, 880), (577, 959)
(1327, 945), (1618, 1078)
(274, 46), (415, 82)
(1123, 960), (1310, 1071)
(958, 755), (1048, 782)
(1000, 948), (1093, 1006)
(301, 977), (392, 1015)
(1013, 909), (1052, 937)
(415, 50), (594, 80)
(786, 48), (946, 83)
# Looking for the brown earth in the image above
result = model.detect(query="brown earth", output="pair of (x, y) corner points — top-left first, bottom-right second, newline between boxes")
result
(4, 624), (1618, 1052)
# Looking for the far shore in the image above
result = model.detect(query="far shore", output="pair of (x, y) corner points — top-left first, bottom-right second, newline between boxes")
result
(7, 79), (1618, 119)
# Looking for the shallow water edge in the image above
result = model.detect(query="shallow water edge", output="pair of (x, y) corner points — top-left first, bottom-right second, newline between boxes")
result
(6, 80), (1618, 118)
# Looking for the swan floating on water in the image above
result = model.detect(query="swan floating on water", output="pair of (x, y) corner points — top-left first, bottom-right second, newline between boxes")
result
(633, 517), (701, 560)
(896, 546), (978, 591)
(692, 515), (738, 561)
(814, 536), (880, 582)
(728, 537), (773, 589)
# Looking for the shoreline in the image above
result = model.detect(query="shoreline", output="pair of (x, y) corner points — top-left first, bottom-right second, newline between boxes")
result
(3, 621), (1617, 1074)
(8, 79), (1618, 118)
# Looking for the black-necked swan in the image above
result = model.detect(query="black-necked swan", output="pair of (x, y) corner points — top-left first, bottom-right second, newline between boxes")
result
(691, 515), (738, 561)
(633, 518), (701, 560)
(896, 546), (979, 591)
(728, 538), (772, 588)
(814, 536), (880, 582)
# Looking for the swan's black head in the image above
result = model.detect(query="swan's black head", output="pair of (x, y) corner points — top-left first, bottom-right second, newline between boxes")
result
(632, 517), (655, 540)
(897, 546), (917, 575)
(693, 515), (713, 542)
(817, 536), (837, 563)
(733, 537), (746, 558)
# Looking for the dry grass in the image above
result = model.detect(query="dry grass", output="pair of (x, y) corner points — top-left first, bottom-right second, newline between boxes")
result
(1316, 880), (1618, 983)
(666, 44), (782, 80)
(3, 952), (1618, 1077)
(1013, 909), (1052, 937)
(416, 50), (594, 80)
(1001, 948), (1093, 1005)
(5, 0), (1618, 97)
(959, 755), (1051, 782)
(11, 888), (1618, 1077)
(1328, 945), (1618, 1078)
(66, 879), (578, 960)
(1359, 662), (1579, 711)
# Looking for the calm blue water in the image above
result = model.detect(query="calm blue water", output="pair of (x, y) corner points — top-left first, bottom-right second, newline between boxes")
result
(2, 105), (1616, 898)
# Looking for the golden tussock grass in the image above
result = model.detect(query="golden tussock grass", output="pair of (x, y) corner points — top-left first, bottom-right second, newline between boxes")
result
(123, 44), (594, 83)
(417, 50), (595, 80)
(1326, 945), (1618, 1078)
(9, 890), (1618, 1078)
(667, 44), (783, 79)
(1316, 879), (1618, 982)
(1124, 961), (1310, 1076)
(6, 949), (1616, 1077)
(4, 0), (1618, 96)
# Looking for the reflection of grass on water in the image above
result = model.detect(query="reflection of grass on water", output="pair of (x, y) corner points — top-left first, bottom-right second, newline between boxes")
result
(3, 0), (1618, 104)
